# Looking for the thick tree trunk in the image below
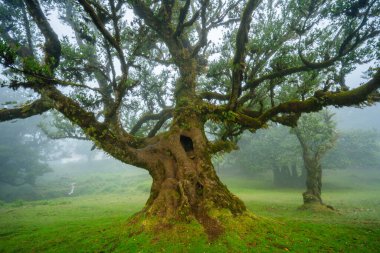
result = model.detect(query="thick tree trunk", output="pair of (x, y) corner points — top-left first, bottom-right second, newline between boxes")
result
(135, 120), (246, 238)
(128, 59), (247, 238)
(302, 158), (323, 204)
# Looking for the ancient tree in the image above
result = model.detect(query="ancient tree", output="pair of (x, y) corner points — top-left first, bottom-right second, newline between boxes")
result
(0, 0), (380, 234)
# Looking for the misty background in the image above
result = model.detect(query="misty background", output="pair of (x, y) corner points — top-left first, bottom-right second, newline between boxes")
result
(1, 84), (379, 203)
(1, 63), (380, 202)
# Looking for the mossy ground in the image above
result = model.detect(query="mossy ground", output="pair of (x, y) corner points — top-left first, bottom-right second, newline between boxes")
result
(0, 168), (380, 253)
(0, 169), (379, 252)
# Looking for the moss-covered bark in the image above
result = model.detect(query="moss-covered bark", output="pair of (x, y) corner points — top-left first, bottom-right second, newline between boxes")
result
(302, 158), (323, 204)
(137, 112), (246, 238)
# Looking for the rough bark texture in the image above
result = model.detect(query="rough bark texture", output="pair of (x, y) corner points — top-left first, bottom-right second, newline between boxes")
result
(294, 114), (336, 210)
(135, 114), (246, 238)
(299, 151), (334, 211)
(302, 158), (323, 204)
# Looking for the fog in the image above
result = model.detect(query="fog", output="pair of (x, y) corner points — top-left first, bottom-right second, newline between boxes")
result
(0, 84), (379, 246)
(0, 123), (151, 201)
(334, 104), (380, 130)
(215, 105), (380, 196)
(0, 99), (379, 203)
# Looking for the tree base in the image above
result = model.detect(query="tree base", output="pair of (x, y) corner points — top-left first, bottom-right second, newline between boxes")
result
(298, 202), (336, 213)
(125, 208), (259, 242)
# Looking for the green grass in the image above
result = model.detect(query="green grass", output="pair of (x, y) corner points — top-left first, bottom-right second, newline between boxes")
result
(0, 194), (144, 252)
(0, 169), (380, 252)
(1, 190), (379, 252)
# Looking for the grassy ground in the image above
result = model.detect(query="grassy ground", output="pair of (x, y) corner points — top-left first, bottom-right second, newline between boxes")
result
(0, 169), (379, 252)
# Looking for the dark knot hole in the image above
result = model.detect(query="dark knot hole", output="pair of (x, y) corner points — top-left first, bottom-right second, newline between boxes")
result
(196, 181), (204, 196)
(180, 135), (194, 153)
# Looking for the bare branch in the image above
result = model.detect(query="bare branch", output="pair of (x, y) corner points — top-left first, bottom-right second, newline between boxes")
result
(242, 0), (379, 97)
(200, 91), (229, 101)
(174, 0), (191, 37)
(244, 57), (339, 92)
(130, 108), (173, 135)
(147, 112), (172, 137)
(21, 1), (34, 55)
(78, 0), (128, 72)
(228, 0), (262, 110)
(9, 66), (104, 95)
(208, 1), (241, 29)
(24, 0), (61, 69)
(191, 0), (210, 57)
(38, 85), (146, 168)
(205, 69), (380, 132)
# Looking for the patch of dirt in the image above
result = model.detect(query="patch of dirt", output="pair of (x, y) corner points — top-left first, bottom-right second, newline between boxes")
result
(194, 207), (225, 241)
(153, 222), (174, 233)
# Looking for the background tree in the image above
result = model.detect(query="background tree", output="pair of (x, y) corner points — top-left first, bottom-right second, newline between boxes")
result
(0, 120), (51, 186)
(219, 126), (304, 187)
(219, 123), (380, 191)
(0, 0), (380, 237)
(293, 110), (337, 208)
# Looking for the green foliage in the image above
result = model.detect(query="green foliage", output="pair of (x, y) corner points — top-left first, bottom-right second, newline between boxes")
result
(0, 40), (16, 67)
(10, 199), (24, 207)
(59, 38), (98, 84)
(293, 110), (338, 158)
(0, 0), (24, 37)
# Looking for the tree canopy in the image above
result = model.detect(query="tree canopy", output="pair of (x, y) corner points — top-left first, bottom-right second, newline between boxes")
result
(0, 0), (379, 156)
(221, 121), (380, 174)
(293, 110), (338, 163)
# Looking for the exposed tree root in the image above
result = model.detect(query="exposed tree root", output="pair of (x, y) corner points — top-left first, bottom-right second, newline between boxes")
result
(125, 209), (258, 242)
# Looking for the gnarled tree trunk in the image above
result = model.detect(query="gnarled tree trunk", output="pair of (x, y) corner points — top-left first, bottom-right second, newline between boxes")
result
(294, 111), (337, 210)
(134, 114), (246, 238)
(302, 158), (322, 204)
(123, 56), (247, 237)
